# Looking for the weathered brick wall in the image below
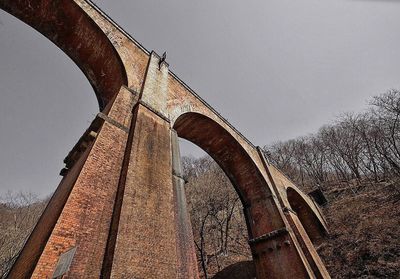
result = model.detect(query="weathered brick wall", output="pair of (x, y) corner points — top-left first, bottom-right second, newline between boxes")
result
(28, 87), (136, 278)
(110, 104), (179, 278)
(76, 0), (150, 94)
(5, 130), (93, 278)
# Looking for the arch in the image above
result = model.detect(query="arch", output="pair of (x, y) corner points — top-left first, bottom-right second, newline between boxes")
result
(287, 187), (327, 244)
(173, 112), (285, 243)
(0, 0), (128, 110)
(0, 8), (99, 198)
(174, 112), (270, 207)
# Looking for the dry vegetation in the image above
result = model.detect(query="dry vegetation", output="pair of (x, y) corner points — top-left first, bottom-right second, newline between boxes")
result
(265, 90), (400, 191)
(0, 192), (47, 277)
(318, 180), (400, 278)
(182, 156), (252, 278)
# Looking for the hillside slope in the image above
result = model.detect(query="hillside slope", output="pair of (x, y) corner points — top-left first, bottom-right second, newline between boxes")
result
(318, 180), (400, 278)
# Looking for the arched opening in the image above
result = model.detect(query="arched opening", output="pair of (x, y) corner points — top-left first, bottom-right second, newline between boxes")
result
(173, 112), (282, 278)
(287, 187), (326, 245)
(174, 112), (273, 208)
(180, 139), (253, 278)
(0, 0), (128, 110)
(0, 8), (100, 197)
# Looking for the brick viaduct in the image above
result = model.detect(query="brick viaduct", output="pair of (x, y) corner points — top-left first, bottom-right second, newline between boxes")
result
(1, 1), (331, 278)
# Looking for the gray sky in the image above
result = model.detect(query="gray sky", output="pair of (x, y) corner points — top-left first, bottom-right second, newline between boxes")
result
(1, 0), (399, 197)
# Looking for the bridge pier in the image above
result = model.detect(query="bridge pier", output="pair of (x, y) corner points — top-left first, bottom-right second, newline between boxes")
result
(283, 208), (331, 279)
(171, 130), (200, 279)
(244, 190), (315, 279)
(107, 103), (179, 278)
(7, 86), (138, 278)
(255, 149), (331, 279)
(8, 87), (200, 279)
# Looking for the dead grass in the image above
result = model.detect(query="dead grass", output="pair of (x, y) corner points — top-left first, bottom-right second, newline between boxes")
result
(318, 180), (400, 278)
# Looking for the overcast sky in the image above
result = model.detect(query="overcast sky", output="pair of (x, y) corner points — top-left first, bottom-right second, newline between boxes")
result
(1, 0), (399, 197)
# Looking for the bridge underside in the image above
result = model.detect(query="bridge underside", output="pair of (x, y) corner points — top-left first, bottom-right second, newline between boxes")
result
(1, 1), (331, 278)
(174, 112), (270, 206)
(0, 0), (128, 108)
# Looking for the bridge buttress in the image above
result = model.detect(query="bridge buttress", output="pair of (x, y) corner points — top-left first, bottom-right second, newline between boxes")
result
(7, 86), (137, 278)
(107, 103), (179, 278)
(256, 147), (331, 279)
(171, 130), (200, 279)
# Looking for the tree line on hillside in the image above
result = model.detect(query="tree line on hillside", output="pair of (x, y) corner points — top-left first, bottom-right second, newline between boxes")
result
(264, 89), (400, 192)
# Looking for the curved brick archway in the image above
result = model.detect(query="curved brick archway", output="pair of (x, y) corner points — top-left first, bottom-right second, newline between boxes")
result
(173, 111), (285, 276)
(0, 0), (128, 109)
(174, 112), (274, 207)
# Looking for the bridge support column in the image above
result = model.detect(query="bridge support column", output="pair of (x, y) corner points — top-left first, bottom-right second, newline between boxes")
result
(171, 130), (200, 279)
(245, 196), (315, 279)
(99, 50), (183, 278)
(255, 148), (331, 279)
(106, 103), (179, 278)
(7, 86), (138, 279)
(283, 208), (331, 279)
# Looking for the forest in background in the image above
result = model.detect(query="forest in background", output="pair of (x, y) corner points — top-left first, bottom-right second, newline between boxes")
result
(266, 89), (400, 192)
(1, 90), (399, 278)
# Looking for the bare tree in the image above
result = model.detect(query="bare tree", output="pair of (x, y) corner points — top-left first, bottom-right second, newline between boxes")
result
(183, 156), (251, 278)
(0, 192), (47, 277)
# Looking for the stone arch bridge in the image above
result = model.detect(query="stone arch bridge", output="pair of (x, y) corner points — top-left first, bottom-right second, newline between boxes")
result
(1, 1), (330, 278)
